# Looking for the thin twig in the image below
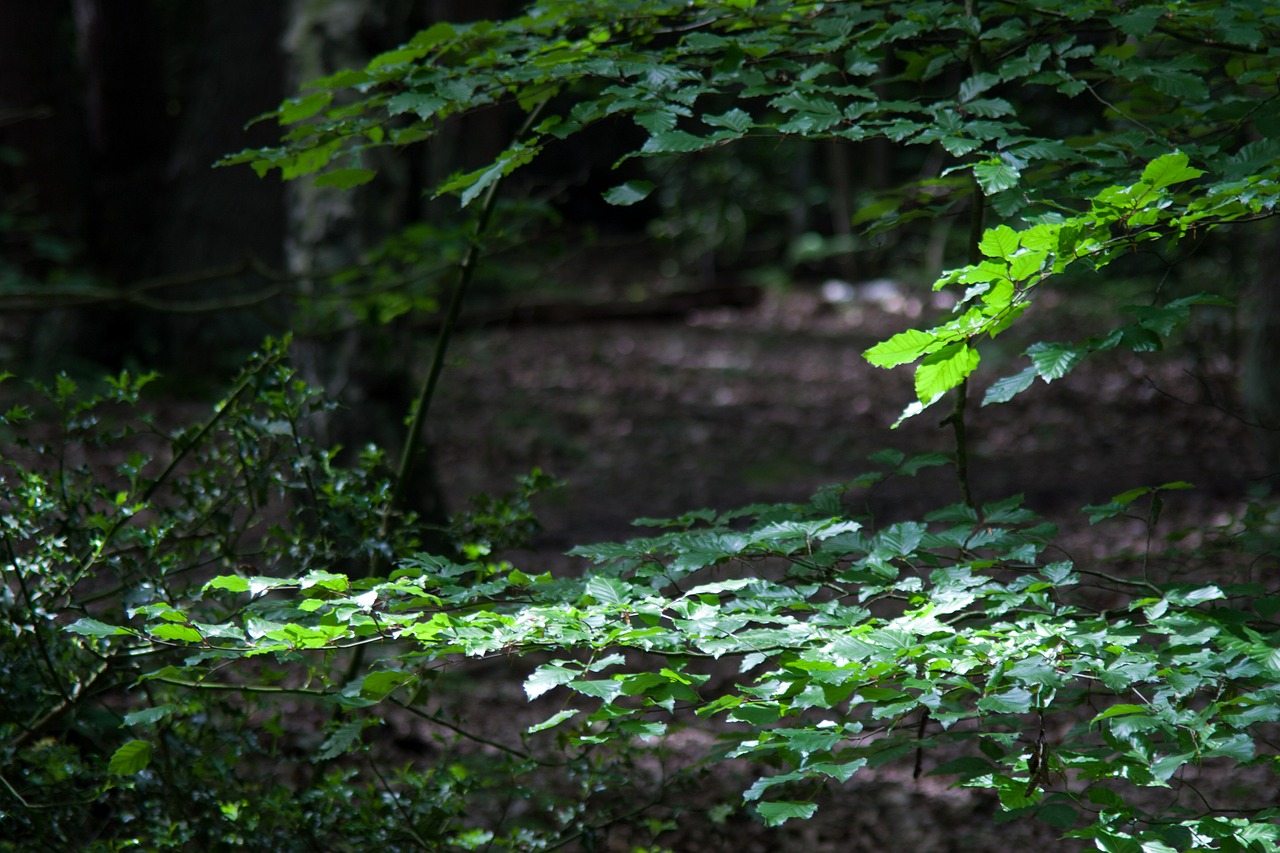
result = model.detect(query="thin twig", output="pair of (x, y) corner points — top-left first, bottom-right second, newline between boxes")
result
(386, 697), (536, 762)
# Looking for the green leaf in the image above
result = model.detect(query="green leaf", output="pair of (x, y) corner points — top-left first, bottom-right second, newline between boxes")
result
(65, 618), (131, 638)
(300, 570), (349, 592)
(744, 770), (807, 801)
(278, 91), (332, 125)
(914, 343), (980, 402)
(755, 801), (818, 826)
(1149, 70), (1209, 101)
(386, 92), (447, 119)
(585, 576), (631, 606)
(205, 575), (250, 593)
(975, 159), (1020, 194)
(360, 670), (415, 701)
(1141, 152), (1204, 191)
(993, 773), (1041, 810)
(313, 168), (377, 190)
(703, 108), (753, 132)
(877, 521), (926, 557)
(108, 740), (154, 775)
(122, 705), (178, 727)
(245, 576), (294, 595)
(1083, 500), (1128, 524)
(1094, 704), (1149, 723)
(979, 225), (1021, 260)
(1204, 732), (1254, 762)
(149, 624), (204, 643)
(641, 129), (726, 154)
(1095, 831), (1143, 853)
(891, 394), (944, 429)
(279, 140), (341, 180)
(603, 180), (655, 206)
(864, 328), (939, 368)
(978, 687), (1033, 714)
(959, 72), (1000, 103)
(527, 709), (580, 734)
(1110, 7), (1163, 38)
(1036, 803), (1078, 829)
(438, 142), (540, 207)
(568, 679), (623, 702)
(983, 366), (1037, 405)
(727, 703), (783, 726)
(1009, 249), (1047, 281)
(525, 663), (579, 700)
(315, 720), (368, 762)
(1027, 342), (1085, 382)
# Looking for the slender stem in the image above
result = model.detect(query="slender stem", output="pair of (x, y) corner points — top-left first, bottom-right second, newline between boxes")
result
(149, 676), (330, 696)
(342, 105), (549, 690)
(379, 188), (500, 540)
(387, 696), (535, 762)
(945, 0), (985, 513)
(375, 101), (549, 565)
(948, 378), (975, 511)
(366, 755), (433, 850)
(541, 798), (668, 853)
(944, 167), (986, 512)
(913, 708), (930, 779)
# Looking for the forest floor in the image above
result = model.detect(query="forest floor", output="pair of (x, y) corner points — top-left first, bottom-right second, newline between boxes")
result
(413, 269), (1277, 852)
(12, 260), (1270, 851)
(434, 269), (1269, 566)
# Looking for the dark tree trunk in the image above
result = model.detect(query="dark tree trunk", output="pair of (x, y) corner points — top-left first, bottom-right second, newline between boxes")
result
(0, 0), (86, 239)
(284, 0), (452, 548)
(149, 1), (288, 371)
(75, 0), (172, 280)
(0, 0), (89, 364)
(6, 1), (288, 373)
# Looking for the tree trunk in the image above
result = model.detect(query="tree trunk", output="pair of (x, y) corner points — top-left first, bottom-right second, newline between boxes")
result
(4, 1), (287, 373)
(283, 0), (451, 546)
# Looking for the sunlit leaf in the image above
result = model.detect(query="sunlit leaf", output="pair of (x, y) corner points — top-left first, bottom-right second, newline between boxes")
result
(915, 343), (980, 402)
(108, 740), (153, 775)
(313, 168), (377, 190)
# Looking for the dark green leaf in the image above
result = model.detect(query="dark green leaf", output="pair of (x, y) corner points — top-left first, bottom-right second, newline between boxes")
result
(313, 168), (377, 190)
(603, 180), (655, 206)
(123, 705), (178, 727)
(66, 618), (131, 638)
(755, 801), (818, 826)
(982, 366), (1037, 406)
(1027, 342), (1085, 382)
(315, 720), (368, 762)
